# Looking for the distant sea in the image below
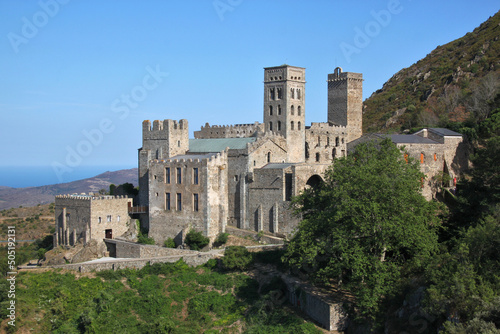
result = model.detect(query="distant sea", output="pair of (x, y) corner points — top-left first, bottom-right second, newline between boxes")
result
(0, 165), (136, 188)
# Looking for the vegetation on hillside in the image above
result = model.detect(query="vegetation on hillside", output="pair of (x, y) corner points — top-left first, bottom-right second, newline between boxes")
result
(284, 94), (500, 331)
(363, 10), (500, 134)
(0, 259), (321, 333)
(284, 138), (443, 324)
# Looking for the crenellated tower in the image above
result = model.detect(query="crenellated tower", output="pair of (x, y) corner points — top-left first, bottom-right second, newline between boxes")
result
(263, 65), (306, 162)
(327, 67), (363, 143)
(138, 119), (189, 210)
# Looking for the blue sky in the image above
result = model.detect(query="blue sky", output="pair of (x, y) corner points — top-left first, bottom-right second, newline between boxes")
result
(1, 0), (499, 183)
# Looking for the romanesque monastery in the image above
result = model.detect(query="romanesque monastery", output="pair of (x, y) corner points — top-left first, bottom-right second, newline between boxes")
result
(55, 65), (467, 247)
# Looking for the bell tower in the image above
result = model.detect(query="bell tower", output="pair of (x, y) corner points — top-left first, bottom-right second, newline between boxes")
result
(263, 65), (306, 162)
(327, 67), (363, 142)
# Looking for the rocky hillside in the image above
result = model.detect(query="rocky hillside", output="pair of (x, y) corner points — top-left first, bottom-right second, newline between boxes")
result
(0, 168), (138, 210)
(363, 10), (500, 133)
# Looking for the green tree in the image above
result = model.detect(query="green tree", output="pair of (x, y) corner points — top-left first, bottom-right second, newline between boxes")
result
(283, 138), (442, 320)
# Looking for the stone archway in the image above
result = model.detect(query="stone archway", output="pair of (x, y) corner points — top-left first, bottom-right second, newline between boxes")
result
(306, 174), (324, 189)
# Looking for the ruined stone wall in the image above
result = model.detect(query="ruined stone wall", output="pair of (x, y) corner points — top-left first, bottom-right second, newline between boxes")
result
(55, 195), (132, 247)
(55, 196), (91, 247)
(305, 122), (347, 164)
(194, 122), (264, 139)
(148, 151), (228, 245)
(397, 140), (464, 199)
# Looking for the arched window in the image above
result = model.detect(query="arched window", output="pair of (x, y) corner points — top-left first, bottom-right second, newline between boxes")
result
(269, 88), (275, 100)
(269, 105), (273, 116)
(291, 105), (294, 115)
(298, 106), (302, 116)
(269, 122), (273, 131)
(291, 88), (295, 99)
(298, 121), (301, 130)
(278, 105), (282, 115)
(332, 148), (336, 159)
(315, 153), (320, 162)
(297, 89), (301, 100)
(291, 121), (294, 130)
(277, 88), (282, 100)
(335, 137), (339, 146)
(277, 121), (281, 131)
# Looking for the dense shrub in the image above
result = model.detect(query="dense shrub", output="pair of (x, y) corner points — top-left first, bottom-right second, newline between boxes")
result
(164, 238), (176, 248)
(222, 246), (253, 271)
(185, 230), (209, 251)
(213, 232), (229, 247)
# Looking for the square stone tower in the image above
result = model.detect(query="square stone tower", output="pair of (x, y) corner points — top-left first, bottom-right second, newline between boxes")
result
(263, 65), (306, 162)
(138, 119), (189, 210)
(327, 67), (363, 142)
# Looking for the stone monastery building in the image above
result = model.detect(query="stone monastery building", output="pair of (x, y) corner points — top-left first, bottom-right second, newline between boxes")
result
(137, 65), (466, 246)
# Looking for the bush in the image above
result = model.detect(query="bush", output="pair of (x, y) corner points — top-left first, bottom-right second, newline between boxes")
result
(185, 230), (209, 251)
(222, 246), (253, 271)
(213, 233), (229, 247)
(137, 234), (155, 245)
(164, 238), (176, 248)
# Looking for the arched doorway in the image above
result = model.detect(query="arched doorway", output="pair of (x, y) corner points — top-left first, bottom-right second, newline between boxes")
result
(306, 175), (323, 189)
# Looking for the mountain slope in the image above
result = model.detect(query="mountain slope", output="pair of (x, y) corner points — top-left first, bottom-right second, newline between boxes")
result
(363, 10), (500, 133)
(0, 168), (138, 210)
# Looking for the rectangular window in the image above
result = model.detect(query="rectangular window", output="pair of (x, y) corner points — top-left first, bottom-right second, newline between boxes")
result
(177, 193), (182, 211)
(166, 193), (171, 210)
(117, 215), (120, 222)
(193, 168), (199, 185)
(193, 193), (199, 212)
(107, 215), (112, 222)
(165, 167), (170, 184)
(177, 167), (182, 184)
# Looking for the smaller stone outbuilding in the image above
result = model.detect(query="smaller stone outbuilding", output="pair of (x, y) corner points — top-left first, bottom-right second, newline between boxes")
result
(348, 128), (468, 199)
(54, 194), (133, 247)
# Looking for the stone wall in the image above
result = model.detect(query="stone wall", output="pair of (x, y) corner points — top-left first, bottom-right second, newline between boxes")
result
(55, 195), (132, 247)
(305, 122), (347, 164)
(194, 122), (264, 139)
(148, 150), (228, 245)
(138, 119), (189, 215)
(327, 67), (363, 143)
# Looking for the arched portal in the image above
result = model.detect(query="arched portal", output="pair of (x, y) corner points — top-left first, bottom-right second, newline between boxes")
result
(306, 175), (324, 189)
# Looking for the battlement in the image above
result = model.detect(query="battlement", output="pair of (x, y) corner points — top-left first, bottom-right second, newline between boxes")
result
(327, 67), (363, 82)
(194, 122), (263, 139)
(308, 122), (347, 132)
(150, 149), (228, 167)
(143, 119), (188, 136)
(55, 194), (130, 201)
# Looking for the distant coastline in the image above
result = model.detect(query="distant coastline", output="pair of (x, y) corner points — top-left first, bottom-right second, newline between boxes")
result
(0, 165), (136, 188)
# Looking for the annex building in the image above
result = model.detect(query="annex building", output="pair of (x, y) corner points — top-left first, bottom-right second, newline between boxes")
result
(137, 65), (467, 246)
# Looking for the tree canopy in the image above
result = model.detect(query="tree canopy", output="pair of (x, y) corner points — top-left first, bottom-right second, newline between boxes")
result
(283, 138), (443, 319)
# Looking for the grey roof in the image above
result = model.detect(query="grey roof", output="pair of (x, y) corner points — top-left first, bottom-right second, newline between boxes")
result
(428, 128), (462, 137)
(261, 163), (296, 169)
(388, 134), (438, 144)
(188, 138), (257, 153)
